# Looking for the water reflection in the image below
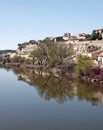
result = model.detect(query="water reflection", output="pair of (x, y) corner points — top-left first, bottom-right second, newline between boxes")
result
(7, 68), (103, 105)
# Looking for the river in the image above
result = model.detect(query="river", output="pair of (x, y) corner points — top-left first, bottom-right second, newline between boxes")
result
(0, 67), (103, 130)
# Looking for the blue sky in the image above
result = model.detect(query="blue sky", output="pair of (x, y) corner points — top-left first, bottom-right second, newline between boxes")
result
(0, 0), (103, 49)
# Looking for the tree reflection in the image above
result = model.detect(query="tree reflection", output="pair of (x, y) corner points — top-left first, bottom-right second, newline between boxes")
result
(75, 80), (103, 106)
(12, 68), (103, 105)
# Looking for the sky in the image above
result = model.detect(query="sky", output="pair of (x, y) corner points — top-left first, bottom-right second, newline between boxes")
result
(0, 0), (103, 50)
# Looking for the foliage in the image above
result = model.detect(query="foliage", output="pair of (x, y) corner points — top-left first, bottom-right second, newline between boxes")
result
(18, 44), (23, 50)
(88, 67), (103, 82)
(98, 34), (102, 40)
(76, 55), (94, 76)
(11, 56), (26, 63)
(86, 34), (91, 40)
(0, 55), (32, 64)
(90, 30), (102, 40)
(0, 57), (3, 62)
(30, 40), (74, 67)
(86, 31), (102, 41)
(25, 58), (32, 64)
(0, 55), (11, 63)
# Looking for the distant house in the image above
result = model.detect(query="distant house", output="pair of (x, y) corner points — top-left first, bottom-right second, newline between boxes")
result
(88, 50), (103, 60)
(53, 36), (65, 42)
(63, 33), (71, 41)
(87, 50), (103, 66)
(75, 33), (86, 40)
(53, 33), (71, 42)
(97, 52), (103, 66)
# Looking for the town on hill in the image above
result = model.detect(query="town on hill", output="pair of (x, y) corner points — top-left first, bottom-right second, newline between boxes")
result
(0, 28), (103, 84)
(0, 28), (103, 64)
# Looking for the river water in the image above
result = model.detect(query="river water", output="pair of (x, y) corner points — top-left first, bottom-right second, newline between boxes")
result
(0, 67), (103, 130)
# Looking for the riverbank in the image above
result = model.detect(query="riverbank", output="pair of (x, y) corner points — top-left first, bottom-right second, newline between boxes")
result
(0, 62), (76, 79)
(1, 62), (103, 86)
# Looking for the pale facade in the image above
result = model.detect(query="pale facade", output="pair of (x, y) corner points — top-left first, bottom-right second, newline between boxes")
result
(75, 33), (86, 40)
